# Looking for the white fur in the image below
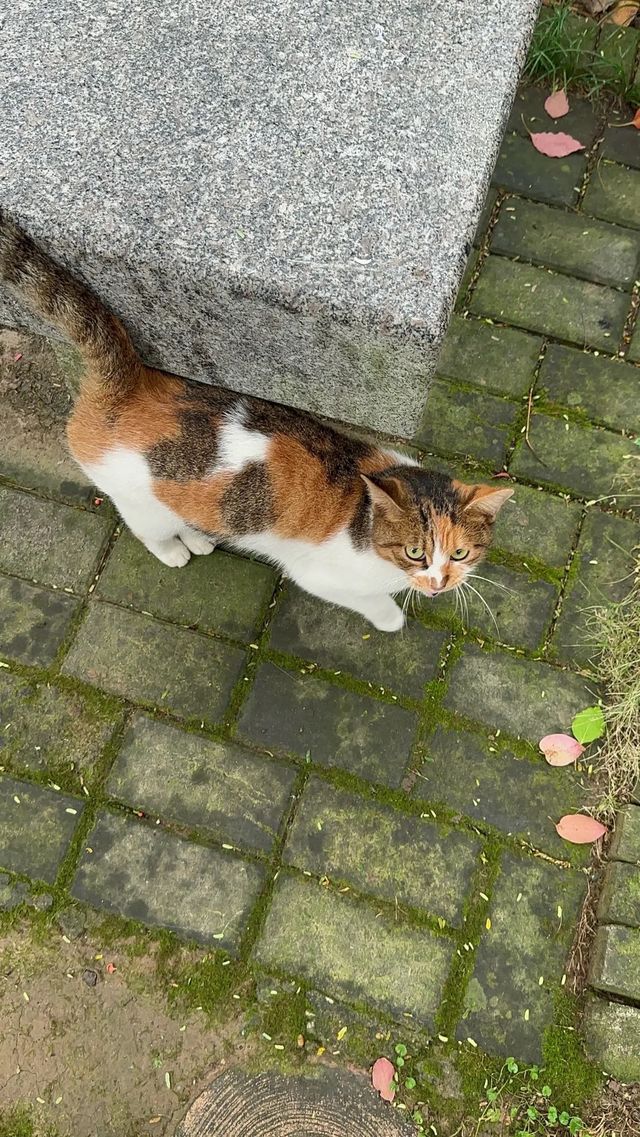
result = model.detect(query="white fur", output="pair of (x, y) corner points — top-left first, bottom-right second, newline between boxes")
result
(81, 443), (410, 630)
(214, 406), (270, 472)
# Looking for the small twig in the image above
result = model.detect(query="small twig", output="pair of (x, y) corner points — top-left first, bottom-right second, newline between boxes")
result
(524, 388), (546, 464)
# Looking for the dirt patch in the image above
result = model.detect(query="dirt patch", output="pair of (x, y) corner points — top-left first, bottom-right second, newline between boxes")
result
(0, 919), (248, 1137)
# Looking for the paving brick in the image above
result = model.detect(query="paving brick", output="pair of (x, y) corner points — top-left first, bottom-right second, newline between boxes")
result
(0, 573), (80, 666)
(415, 726), (588, 861)
(253, 874), (453, 1027)
(492, 133), (586, 207)
(0, 485), (112, 592)
(590, 923), (640, 1002)
(583, 161), (640, 231)
(97, 532), (276, 640)
(470, 257), (628, 350)
(238, 663), (416, 788)
(510, 414), (640, 508)
(539, 344), (640, 432)
(595, 25), (640, 84)
(507, 87), (600, 147)
(0, 670), (118, 791)
(459, 855), (586, 1062)
(553, 510), (639, 668)
(283, 778), (480, 926)
(629, 324), (640, 363)
(610, 805), (640, 865)
(436, 316), (541, 399)
(601, 111), (640, 170)
(583, 996), (640, 1083)
(598, 860), (640, 928)
(436, 561), (558, 650)
(493, 483), (581, 569)
(0, 774), (84, 883)
(62, 603), (245, 722)
(268, 586), (447, 699)
(72, 810), (265, 949)
(491, 199), (640, 289)
(473, 188), (498, 245)
(415, 381), (517, 465)
(107, 713), (294, 852)
(444, 645), (594, 742)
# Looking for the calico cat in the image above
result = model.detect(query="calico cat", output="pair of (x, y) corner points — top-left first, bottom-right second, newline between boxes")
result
(0, 210), (513, 632)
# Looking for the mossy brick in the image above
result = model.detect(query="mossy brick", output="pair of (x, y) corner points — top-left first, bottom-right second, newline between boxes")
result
(598, 861), (640, 927)
(0, 573), (80, 666)
(510, 415), (640, 509)
(436, 561), (558, 650)
(553, 510), (639, 668)
(610, 805), (640, 865)
(601, 111), (640, 170)
(268, 585), (447, 700)
(62, 603), (246, 722)
(507, 87), (600, 147)
(237, 662), (416, 788)
(444, 645), (594, 742)
(595, 25), (640, 84)
(283, 777), (480, 926)
(583, 161), (640, 231)
(436, 316), (541, 399)
(493, 483), (581, 569)
(96, 531), (276, 640)
(0, 485), (112, 592)
(107, 713), (295, 852)
(590, 923), (640, 1001)
(458, 855), (586, 1062)
(629, 324), (640, 363)
(253, 874), (453, 1027)
(0, 774), (84, 883)
(539, 344), (640, 433)
(583, 996), (640, 1083)
(415, 726), (588, 861)
(0, 670), (118, 790)
(470, 257), (628, 350)
(72, 810), (265, 948)
(414, 382), (517, 465)
(491, 199), (640, 290)
(473, 188), (498, 245)
(491, 133), (586, 207)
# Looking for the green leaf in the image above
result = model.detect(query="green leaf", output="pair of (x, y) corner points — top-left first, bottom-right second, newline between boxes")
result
(569, 1118), (584, 1135)
(506, 1058), (519, 1074)
(548, 1106), (558, 1123)
(572, 705), (605, 744)
(487, 1089), (498, 1102)
(396, 1056), (404, 1068)
(412, 1111), (423, 1125)
(405, 1077), (416, 1090)
(395, 1043), (407, 1057)
(527, 1106), (539, 1120)
(559, 1111), (571, 1126)
(542, 1085), (553, 1098)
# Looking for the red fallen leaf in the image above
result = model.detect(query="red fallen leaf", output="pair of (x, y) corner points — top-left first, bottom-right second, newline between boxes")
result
(14, 353), (23, 362)
(372, 1057), (396, 1102)
(634, 108), (640, 130)
(540, 733), (585, 766)
(93, 497), (104, 506)
(492, 471), (512, 479)
(106, 962), (116, 974)
(531, 132), (584, 158)
(544, 90), (569, 119)
(555, 814), (607, 844)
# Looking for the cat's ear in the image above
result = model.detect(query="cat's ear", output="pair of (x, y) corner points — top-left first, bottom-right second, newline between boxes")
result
(455, 482), (514, 519)
(361, 474), (408, 518)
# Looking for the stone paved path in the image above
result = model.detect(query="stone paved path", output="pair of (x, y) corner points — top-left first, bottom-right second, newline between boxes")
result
(1, 83), (640, 1106)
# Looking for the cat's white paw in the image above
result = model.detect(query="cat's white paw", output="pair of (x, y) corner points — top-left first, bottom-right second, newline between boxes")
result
(153, 538), (192, 568)
(371, 605), (405, 633)
(181, 530), (217, 556)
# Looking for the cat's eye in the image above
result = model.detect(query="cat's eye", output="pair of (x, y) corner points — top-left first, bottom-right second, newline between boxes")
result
(451, 548), (469, 561)
(404, 545), (425, 561)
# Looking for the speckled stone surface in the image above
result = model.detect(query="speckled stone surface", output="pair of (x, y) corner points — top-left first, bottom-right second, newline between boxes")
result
(0, 0), (538, 432)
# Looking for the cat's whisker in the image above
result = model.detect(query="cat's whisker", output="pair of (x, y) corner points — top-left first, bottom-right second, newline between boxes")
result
(467, 572), (516, 594)
(464, 580), (500, 635)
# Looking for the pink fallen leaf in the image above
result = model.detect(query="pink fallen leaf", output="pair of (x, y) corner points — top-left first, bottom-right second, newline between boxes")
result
(372, 1057), (396, 1102)
(544, 90), (570, 119)
(555, 814), (607, 844)
(540, 733), (585, 766)
(531, 132), (584, 158)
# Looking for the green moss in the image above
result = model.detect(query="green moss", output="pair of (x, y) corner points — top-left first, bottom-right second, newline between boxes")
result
(162, 949), (253, 1022)
(0, 1105), (59, 1137)
(259, 988), (307, 1047)
(542, 991), (602, 1109)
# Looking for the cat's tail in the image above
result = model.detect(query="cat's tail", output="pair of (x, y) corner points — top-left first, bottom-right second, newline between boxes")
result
(0, 207), (141, 397)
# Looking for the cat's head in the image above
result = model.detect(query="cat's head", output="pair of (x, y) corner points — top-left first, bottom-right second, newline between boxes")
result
(362, 467), (513, 596)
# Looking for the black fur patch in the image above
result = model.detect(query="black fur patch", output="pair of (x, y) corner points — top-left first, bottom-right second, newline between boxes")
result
(147, 382), (236, 481)
(244, 398), (375, 486)
(221, 463), (274, 534)
(348, 490), (372, 550)
(380, 466), (461, 520)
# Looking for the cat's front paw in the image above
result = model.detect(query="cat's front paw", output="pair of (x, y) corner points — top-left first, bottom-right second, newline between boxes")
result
(371, 605), (405, 633)
(153, 538), (191, 568)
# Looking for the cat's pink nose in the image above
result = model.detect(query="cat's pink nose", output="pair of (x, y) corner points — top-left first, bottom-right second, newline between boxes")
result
(426, 579), (445, 594)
